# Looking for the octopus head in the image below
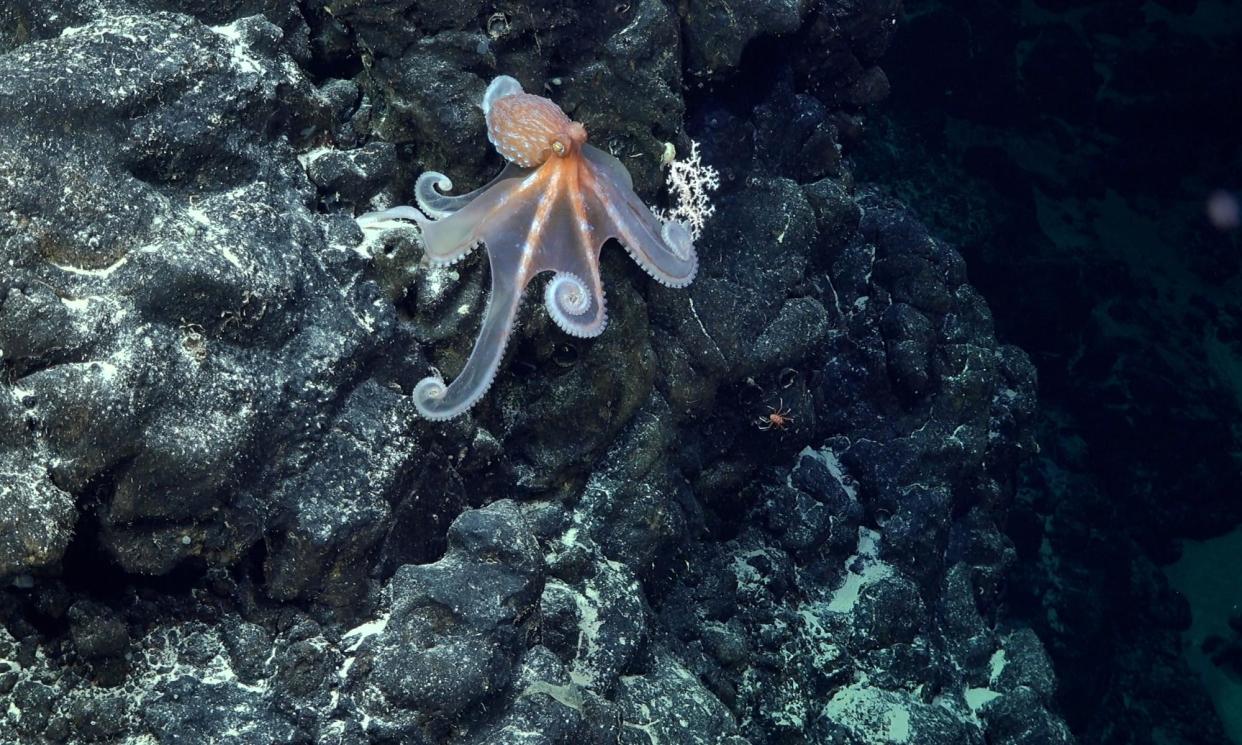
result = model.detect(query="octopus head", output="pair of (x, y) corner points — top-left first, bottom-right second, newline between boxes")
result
(484, 76), (589, 167)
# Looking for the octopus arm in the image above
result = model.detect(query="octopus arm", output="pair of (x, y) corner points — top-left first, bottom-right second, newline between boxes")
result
(414, 209), (535, 420)
(355, 205), (424, 231)
(537, 161), (608, 338)
(415, 163), (528, 219)
(581, 145), (698, 288)
(581, 143), (633, 190)
(417, 171), (542, 266)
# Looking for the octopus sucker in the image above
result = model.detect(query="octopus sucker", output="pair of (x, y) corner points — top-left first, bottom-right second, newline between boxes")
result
(361, 75), (704, 419)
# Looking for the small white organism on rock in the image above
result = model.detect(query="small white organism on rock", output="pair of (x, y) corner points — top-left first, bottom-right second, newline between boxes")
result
(655, 140), (721, 241)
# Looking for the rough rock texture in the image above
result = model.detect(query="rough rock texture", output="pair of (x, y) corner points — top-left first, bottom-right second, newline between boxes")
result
(1, 1), (1076, 743)
(681, 0), (807, 75)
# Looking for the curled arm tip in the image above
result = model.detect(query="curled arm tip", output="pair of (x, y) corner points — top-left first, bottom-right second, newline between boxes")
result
(544, 271), (607, 338)
(414, 171), (457, 219)
(413, 375), (463, 421)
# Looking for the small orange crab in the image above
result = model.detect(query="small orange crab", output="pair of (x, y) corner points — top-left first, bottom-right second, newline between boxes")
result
(756, 400), (795, 431)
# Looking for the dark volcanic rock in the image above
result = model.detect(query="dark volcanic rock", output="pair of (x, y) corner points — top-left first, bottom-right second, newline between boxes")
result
(361, 501), (543, 720)
(681, 0), (806, 76)
(0, 8), (419, 597)
(650, 176), (823, 416)
(67, 601), (130, 659)
(0, 449), (76, 577)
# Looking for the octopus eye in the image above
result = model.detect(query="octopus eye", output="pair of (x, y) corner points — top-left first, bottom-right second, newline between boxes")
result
(551, 140), (567, 157)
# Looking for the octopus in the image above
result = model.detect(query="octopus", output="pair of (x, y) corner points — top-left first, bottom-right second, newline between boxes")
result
(358, 75), (699, 420)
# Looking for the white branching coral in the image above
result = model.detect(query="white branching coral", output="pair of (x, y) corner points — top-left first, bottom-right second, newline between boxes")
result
(655, 140), (720, 241)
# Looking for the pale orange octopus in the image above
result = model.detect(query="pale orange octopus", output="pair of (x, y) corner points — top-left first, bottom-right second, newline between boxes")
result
(359, 76), (699, 420)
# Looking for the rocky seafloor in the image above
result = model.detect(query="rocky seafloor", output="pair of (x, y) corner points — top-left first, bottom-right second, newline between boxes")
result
(0, 0), (1167, 743)
(861, 1), (1242, 743)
